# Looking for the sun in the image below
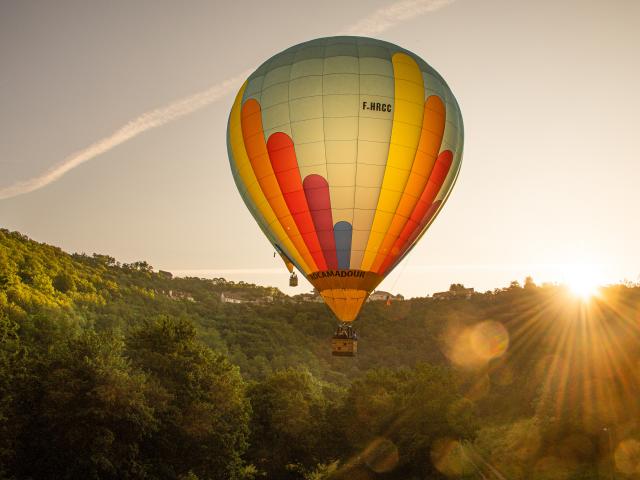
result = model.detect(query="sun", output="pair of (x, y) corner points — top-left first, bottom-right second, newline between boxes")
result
(568, 277), (599, 300)
(564, 266), (602, 300)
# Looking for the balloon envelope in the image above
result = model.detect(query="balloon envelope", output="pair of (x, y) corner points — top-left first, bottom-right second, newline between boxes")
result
(227, 36), (463, 322)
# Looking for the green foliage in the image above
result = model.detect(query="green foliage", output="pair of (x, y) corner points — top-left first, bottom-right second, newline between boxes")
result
(1, 228), (639, 479)
(15, 331), (158, 479)
(0, 310), (26, 478)
(127, 316), (251, 480)
(247, 368), (340, 479)
(52, 271), (76, 293)
(474, 417), (542, 479)
(336, 365), (475, 479)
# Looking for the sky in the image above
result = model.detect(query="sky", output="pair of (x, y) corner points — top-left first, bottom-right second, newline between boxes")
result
(1, 0), (639, 298)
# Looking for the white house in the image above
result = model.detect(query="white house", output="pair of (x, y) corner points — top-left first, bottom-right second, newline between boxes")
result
(432, 285), (475, 300)
(220, 292), (248, 304)
(367, 290), (404, 302)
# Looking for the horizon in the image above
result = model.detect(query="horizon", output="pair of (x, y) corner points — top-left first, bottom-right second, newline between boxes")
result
(9, 226), (630, 298)
(6, 225), (634, 302)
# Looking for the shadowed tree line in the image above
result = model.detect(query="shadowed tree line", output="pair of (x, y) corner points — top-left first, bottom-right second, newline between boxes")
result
(1, 229), (640, 479)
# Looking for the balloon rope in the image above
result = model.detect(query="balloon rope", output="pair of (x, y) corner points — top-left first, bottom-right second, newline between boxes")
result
(388, 250), (411, 293)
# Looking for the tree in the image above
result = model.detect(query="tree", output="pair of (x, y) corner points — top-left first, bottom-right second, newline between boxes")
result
(524, 276), (536, 289)
(52, 271), (76, 293)
(473, 417), (542, 479)
(337, 365), (476, 479)
(247, 368), (338, 479)
(14, 330), (158, 479)
(0, 311), (26, 478)
(127, 316), (251, 480)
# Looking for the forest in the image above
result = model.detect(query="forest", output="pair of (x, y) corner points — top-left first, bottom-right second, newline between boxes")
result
(1, 228), (640, 479)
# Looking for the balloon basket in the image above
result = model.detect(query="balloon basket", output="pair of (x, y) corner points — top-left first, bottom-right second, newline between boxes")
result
(331, 338), (357, 356)
(331, 324), (358, 357)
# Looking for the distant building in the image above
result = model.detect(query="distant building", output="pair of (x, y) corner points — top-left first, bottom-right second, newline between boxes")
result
(432, 291), (451, 300)
(166, 290), (195, 302)
(158, 270), (173, 279)
(220, 291), (278, 304)
(367, 290), (404, 302)
(220, 292), (248, 304)
(221, 291), (277, 304)
(296, 291), (324, 303)
(432, 284), (475, 300)
(254, 295), (274, 305)
(292, 288), (322, 303)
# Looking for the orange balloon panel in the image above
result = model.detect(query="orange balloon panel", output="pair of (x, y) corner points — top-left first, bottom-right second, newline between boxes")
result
(227, 36), (464, 322)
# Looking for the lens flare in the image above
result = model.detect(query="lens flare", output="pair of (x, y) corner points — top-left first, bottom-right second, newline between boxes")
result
(470, 321), (509, 360)
(431, 438), (474, 477)
(362, 437), (399, 474)
(615, 439), (640, 475)
(442, 320), (509, 369)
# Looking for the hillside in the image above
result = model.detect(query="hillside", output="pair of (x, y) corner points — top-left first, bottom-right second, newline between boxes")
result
(1, 228), (640, 479)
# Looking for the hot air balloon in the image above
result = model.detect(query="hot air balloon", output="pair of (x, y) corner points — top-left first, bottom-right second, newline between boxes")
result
(227, 36), (463, 355)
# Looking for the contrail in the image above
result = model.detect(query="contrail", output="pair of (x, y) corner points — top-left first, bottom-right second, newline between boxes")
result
(0, 70), (250, 200)
(345, 0), (455, 36)
(0, 0), (455, 201)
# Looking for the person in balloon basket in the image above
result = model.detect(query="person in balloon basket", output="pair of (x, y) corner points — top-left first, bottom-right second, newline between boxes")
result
(334, 325), (357, 340)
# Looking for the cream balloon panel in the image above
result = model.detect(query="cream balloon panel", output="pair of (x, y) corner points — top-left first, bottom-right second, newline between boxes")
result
(240, 38), (460, 273)
(243, 52), (397, 269)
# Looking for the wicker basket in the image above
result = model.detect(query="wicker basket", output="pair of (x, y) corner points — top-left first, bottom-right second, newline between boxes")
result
(331, 338), (357, 356)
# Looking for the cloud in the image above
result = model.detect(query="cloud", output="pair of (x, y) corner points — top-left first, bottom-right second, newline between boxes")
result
(1, 0), (456, 200)
(344, 0), (455, 36)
